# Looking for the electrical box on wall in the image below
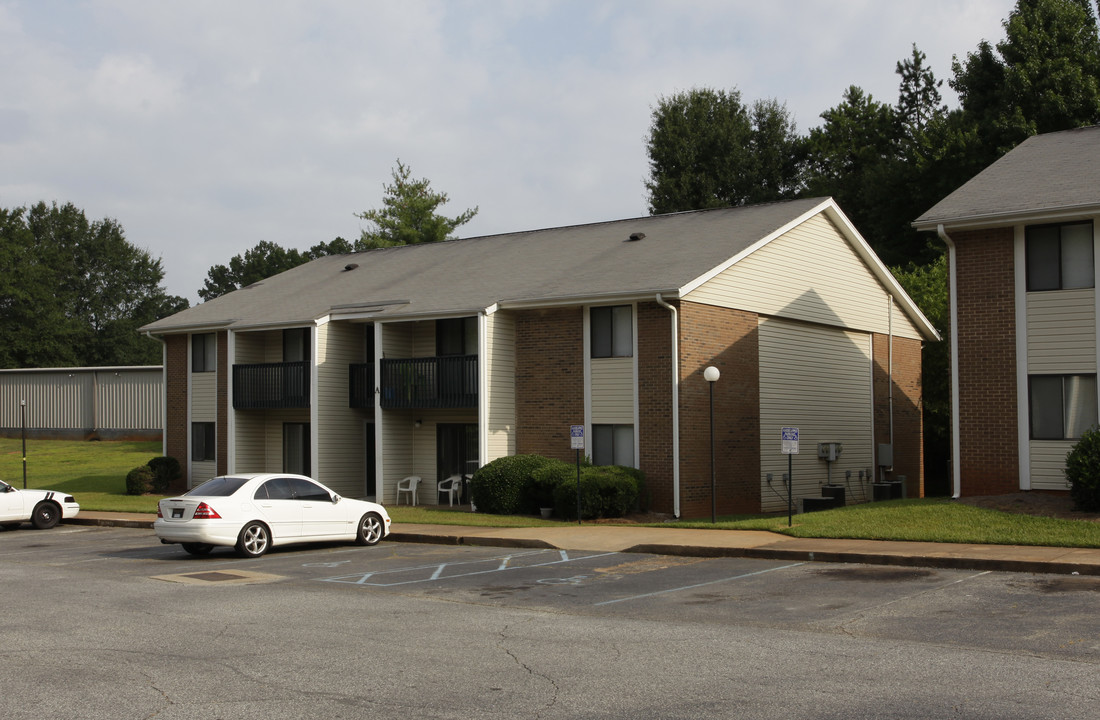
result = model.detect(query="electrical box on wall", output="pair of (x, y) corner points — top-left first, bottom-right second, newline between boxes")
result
(877, 443), (894, 468)
(817, 442), (843, 461)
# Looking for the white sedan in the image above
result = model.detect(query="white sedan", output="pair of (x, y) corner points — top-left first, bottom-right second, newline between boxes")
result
(155, 473), (391, 557)
(0, 479), (80, 529)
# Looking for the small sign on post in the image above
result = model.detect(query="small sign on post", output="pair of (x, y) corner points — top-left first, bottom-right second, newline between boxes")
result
(570, 425), (584, 524)
(781, 427), (798, 526)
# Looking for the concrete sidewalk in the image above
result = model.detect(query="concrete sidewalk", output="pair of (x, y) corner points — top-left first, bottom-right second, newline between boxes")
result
(68, 511), (1100, 576)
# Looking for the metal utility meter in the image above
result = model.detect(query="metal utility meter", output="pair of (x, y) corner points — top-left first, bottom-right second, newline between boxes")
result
(817, 442), (843, 462)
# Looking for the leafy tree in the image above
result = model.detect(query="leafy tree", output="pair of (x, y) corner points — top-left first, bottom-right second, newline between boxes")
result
(356, 160), (478, 250)
(645, 88), (802, 214)
(198, 237), (352, 301)
(951, 0), (1100, 169)
(0, 202), (187, 368)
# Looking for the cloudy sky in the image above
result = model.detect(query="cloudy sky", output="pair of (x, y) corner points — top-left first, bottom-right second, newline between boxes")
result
(1, 0), (1015, 302)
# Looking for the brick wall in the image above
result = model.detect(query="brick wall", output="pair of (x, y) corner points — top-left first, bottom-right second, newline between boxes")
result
(164, 334), (189, 491)
(515, 307), (585, 462)
(874, 333), (924, 497)
(677, 301), (761, 518)
(954, 227), (1019, 495)
(637, 301), (674, 513)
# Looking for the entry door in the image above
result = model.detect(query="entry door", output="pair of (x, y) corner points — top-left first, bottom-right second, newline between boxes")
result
(436, 424), (477, 502)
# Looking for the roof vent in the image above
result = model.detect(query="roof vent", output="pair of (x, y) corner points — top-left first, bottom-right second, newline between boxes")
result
(626, 232), (646, 242)
(343, 263), (359, 272)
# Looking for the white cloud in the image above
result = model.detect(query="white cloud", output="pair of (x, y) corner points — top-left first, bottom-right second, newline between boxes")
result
(0, 0), (1015, 302)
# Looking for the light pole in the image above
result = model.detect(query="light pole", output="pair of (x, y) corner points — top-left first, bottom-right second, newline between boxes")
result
(704, 366), (720, 523)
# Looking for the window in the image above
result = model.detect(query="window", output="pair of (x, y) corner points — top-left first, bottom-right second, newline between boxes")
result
(187, 476), (247, 497)
(1026, 222), (1094, 291)
(283, 422), (311, 475)
(191, 422), (215, 461)
(283, 328), (310, 362)
(592, 424), (635, 467)
(289, 477), (330, 501)
(255, 477), (294, 500)
(437, 317), (477, 356)
(192, 333), (216, 372)
(591, 305), (632, 358)
(1029, 375), (1098, 440)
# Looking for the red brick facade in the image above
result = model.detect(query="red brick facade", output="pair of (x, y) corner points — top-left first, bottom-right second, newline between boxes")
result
(637, 302), (675, 512)
(874, 333), (924, 496)
(677, 301), (761, 517)
(515, 307), (586, 463)
(164, 334), (189, 492)
(953, 227), (1019, 495)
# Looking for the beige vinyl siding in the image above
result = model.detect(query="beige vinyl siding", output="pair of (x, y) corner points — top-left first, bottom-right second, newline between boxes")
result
(382, 322), (414, 358)
(412, 320), (436, 357)
(233, 411), (266, 472)
(190, 459), (217, 486)
(485, 311), (516, 462)
(590, 357), (635, 424)
(758, 318), (875, 513)
(1026, 289), (1097, 374)
(685, 213), (923, 339)
(262, 409), (310, 470)
(315, 321), (365, 497)
(1030, 441), (1073, 491)
(191, 373), (216, 422)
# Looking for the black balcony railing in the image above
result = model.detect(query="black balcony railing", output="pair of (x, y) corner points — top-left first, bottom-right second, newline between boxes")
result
(349, 363), (375, 409)
(233, 361), (310, 410)
(380, 355), (477, 409)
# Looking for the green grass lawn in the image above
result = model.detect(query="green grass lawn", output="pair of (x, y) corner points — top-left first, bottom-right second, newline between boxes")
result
(5, 438), (1100, 547)
(0, 438), (167, 513)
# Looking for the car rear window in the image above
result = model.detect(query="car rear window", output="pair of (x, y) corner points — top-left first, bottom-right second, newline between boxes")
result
(186, 476), (250, 497)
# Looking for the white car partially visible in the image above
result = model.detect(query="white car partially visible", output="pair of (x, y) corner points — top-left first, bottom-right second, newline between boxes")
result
(0, 479), (80, 530)
(154, 473), (391, 557)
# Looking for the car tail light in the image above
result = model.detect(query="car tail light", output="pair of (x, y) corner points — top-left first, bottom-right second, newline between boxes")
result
(192, 502), (222, 520)
(157, 506), (163, 518)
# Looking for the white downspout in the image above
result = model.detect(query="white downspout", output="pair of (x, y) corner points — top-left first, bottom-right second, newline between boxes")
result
(937, 224), (962, 498)
(655, 293), (681, 518)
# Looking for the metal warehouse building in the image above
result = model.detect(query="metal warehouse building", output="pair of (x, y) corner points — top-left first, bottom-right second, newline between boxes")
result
(0, 367), (163, 441)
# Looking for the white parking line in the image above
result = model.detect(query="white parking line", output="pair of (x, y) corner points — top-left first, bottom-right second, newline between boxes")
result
(320, 549), (618, 587)
(593, 562), (807, 606)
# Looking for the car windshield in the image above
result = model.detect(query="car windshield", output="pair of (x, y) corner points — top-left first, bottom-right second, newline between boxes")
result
(186, 476), (250, 497)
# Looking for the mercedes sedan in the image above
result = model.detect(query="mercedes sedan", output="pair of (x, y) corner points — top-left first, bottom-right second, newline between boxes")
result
(155, 473), (391, 557)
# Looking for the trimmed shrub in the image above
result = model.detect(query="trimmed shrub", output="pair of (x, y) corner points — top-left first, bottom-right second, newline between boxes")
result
(469, 454), (558, 515)
(552, 466), (641, 520)
(529, 459), (575, 510)
(147, 456), (182, 493)
(125, 465), (156, 496)
(1066, 426), (1100, 511)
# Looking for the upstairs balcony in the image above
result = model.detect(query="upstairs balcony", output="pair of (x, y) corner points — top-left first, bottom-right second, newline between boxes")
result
(233, 361), (310, 410)
(378, 355), (477, 409)
(348, 363), (374, 409)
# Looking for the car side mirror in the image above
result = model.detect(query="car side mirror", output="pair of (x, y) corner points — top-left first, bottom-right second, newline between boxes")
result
(332, 494), (341, 504)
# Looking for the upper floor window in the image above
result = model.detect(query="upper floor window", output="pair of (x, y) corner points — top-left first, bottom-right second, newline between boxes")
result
(1029, 374), (1098, 440)
(1026, 222), (1094, 291)
(192, 333), (216, 372)
(191, 422), (215, 461)
(592, 424), (635, 467)
(591, 305), (632, 358)
(437, 317), (477, 356)
(283, 328), (310, 362)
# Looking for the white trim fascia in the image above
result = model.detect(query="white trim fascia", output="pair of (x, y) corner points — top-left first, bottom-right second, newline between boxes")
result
(142, 320), (235, 336)
(373, 322), (384, 499)
(1014, 227), (1031, 491)
(499, 291), (675, 311)
(484, 303), (499, 316)
(309, 324), (319, 480)
(478, 311), (489, 475)
(632, 302), (640, 469)
(226, 330), (236, 473)
(915, 203), (1100, 233)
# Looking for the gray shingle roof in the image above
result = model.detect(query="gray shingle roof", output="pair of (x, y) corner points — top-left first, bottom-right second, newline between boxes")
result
(143, 198), (834, 333)
(914, 125), (1100, 230)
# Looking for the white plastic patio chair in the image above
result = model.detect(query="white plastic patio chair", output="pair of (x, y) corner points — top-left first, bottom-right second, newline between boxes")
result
(396, 476), (421, 506)
(438, 474), (462, 507)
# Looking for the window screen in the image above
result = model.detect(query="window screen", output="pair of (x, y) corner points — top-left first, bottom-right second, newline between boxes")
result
(191, 422), (215, 461)
(592, 424), (635, 467)
(1026, 222), (1094, 291)
(591, 306), (633, 358)
(1030, 375), (1098, 440)
(192, 334), (216, 372)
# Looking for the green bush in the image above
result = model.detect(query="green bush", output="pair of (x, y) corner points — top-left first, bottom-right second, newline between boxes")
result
(1066, 426), (1100, 511)
(146, 456), (182, 493)
(529, 459), (575, 509)
(125, 465), (156, 496)
(469, 454), (557, 515)
(553, 466), (641, 520)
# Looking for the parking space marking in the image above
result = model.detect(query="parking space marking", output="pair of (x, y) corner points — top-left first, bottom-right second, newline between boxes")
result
(320, 549), (618, 587)
(593, 561), (807, 606)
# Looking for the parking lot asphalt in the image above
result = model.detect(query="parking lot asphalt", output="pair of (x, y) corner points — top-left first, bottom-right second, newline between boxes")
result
(69, 511), (1100, 576)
